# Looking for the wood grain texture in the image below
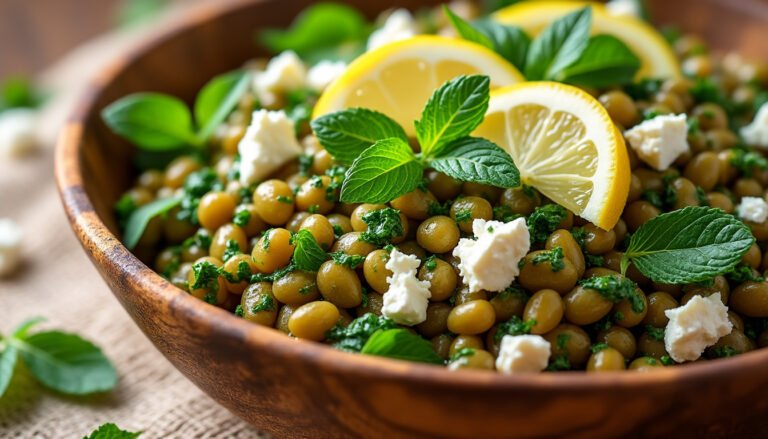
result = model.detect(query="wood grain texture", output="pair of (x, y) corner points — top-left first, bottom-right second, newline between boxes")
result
(54, 0), (768, 438)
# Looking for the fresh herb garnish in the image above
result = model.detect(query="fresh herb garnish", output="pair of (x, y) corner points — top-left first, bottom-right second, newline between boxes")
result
(645, 325), (665, 341)
(232, 205), (251, 227)
(528, 204), (567, 244)
(495, 316), (537, 342)
(359, 207), (404, 246)
(251, 294), (275, 313)
(84, 423), (141, 439)
(0, 317), (117, 397)
(424, 255), (438, 272)
(102, 70), (250, 151)
(532, 246), (565, 272)
(326, 313), (396, 352)
(316, 75), (519, 204)
(176, 168), (223, 224)
(454, 208), (473, 224)
(291, 229), (328, 271)
(449, 347), (477, 363)
(122, 196), (182, 249)
(579, 275), (644, 313)
(360, 329), (443, 364)
(222, 239), (241, 262)
(620, 207), (755, 284)
(191, 261), (220, 292)
(329, 251), (366, 269)
(725, 264), (765, 283)
(590, 342), (609, 353)
(730, 148), (768, 177)
(708, 346), (738, 358)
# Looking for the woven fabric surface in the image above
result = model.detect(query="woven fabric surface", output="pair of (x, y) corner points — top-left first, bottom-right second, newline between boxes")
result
(0, 6), (268, 439)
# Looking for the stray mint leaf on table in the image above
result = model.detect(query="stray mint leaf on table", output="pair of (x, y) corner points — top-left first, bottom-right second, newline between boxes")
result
(84, 423), (141, 439)
(340, 138), (422, 203)
(311, 108), (408, 165)
(415, 75), (490, 157)
(0, 345), (17, 398)
(524, 7), (592, 80)
(620, 207), (754, 284)
(361, 329), (444, 364)
(428, 137), (519, 188)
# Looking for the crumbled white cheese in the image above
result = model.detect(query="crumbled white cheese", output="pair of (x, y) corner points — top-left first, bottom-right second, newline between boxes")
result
(381, 248), (431, 326)
(367, 9), (418, 51)
(741, 103), (768, 149)
(252, 51), (307, 107)
(238, 110), (302, 186)
(664, 293), (732, 363)
(0, 218), (23, 277)
(453, 218), (530, 293)
(0, 109), (39, 158)
(605, 0), (642, 17)
(307, 60), (347, 92)
(737, 196), (768, 223)
(624, 114), (689, 171)
(495, 334), (551, 374)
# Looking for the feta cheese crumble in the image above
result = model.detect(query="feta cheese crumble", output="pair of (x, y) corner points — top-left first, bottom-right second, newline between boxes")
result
(624, 114), (689, 171)
(0, 109), (39, 158)
(664, 293), (732, 363)
(737, 196), (768, 223)
(0, 218), (23, 277)
(453, 218), (530, 293)
(741, 103), (768, 149)
(307, 60), (347, 92)
(605, 0), (642, 17)
(381, 248), (431, 326)
(367, 9), (418, 51)
(252, 50), (307, 107)
(495, 334), (551, 374)
(238, 110), (303, 186)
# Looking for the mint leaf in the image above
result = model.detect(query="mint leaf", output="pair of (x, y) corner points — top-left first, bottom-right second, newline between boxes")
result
(18, 331), (117, 395)
(0, 344), (17, 398)
(622, 207), (755, 284)
(259, 3), (369, 60)
(291, 229), (328, 271)
(525, 7), (592, 80)
(0, 76), (42, 110)
(123, 196), (182, 249)
(444, 7), (530, 72)
(429, 137), (519, 188)
(415, 75), (490, 157)
(340, 138), (422, 203)
(101, 93), (199, 151)
(361, 329), (443, 364)
(326, 313), (396, 352)
(84, 423), (141, 439)
(558, 34), (641, 87)
(311, 108), (408, 165)
(12, 316), (45, 339)
(194, 70), (251, 141)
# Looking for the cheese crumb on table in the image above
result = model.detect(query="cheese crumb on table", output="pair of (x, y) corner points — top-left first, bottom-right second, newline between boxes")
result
(307, 61), (347, 92)
(0, 218), (23, 277)
(624, 114), (689, 171)
(381, 248), (431, 326)
(741, 103), (768, 149)
(367, 9), (418, 51)
(737, 196), (768, 223)
(453, 218), (530, 293)
(495, 334), (551, 374)
(252, 50), (307, 108)
(605, 0), (642, 17)
(0, 109), (39, 158)
(664, 293), (733, 363)
(238, 110), (303, 186)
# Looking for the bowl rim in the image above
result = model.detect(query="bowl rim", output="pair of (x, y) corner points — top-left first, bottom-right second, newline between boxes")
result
(54, 0), (768, 392)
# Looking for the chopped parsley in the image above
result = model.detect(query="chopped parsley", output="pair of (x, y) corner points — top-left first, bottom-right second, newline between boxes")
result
(624, 78), (663, 101)
(298, 283), (316, 295)
(218, 260), (253, 283)
(527, 204), (567, 243)
(585, 254), (604, 268)
(308, 204), (320, 214)
(277, 195), (293, 204)
(645, 325), (665, 342)
(234, 305), (244, 317)
(359, 208), (404, 246)
(725, 264), (764, 283)
(571, 227), (586, 248)
(232, 205), (251, 227)
(660, 355), (675, 365)
(309, 175), (324, 188)
(495, 316), (537, 342)
(590, 342), (609, 353)
(532, 246), (565, 272)
(454, 208), (473, 224)
(579, 275), (645, 313)
(545, 333), (572, 371)
(204, 292), (218, 304)
(495, 284), (530, 302)
(427, 201), (451, 216)
(329, 251), (366, 269)
(298, 153), (314, 176)
(493, 205), (521, 223)
(183, 228), (213, 250)
(222, 239), (241, 262)
(730, 148), (768, 178)
(709, 346), (738, 358)
(261, 229), (273, 250)
(332, 224), (344, 238)
(424, 255), (438, 272)
(251, 294), (275, 313)
(449, 347), (476, 363)
(641, 190), (663, 209)
(191, 261), (220, 292)
(326, 313), (397, 352)
(177, 168), (222, 224)
(250, 263), (296, 283)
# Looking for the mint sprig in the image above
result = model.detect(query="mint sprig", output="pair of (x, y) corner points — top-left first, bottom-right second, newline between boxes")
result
(557, 35), (641, 87)
(361, 329), (444, 365)
(84, 423), (141, 439)
(122, 196), (182, 249)
(291, 229), (328, 271)
(102, 70), (251, 151)
(317, 75), (520, 204)
(525, 7), (592, 80)
(620, 207), (755, 284)
(0, 318), (117, 397)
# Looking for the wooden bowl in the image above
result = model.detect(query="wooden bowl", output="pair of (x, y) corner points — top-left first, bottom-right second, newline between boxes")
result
(55, 0), (768, 437)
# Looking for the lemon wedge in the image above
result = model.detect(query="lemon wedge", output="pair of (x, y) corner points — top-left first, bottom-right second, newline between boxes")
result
(473, 82), (630, 229)
(313, 35), (524, 136)
(493, 1), (680, 80)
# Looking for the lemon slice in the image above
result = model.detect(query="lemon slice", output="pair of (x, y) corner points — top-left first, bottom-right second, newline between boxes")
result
(313, 35), (524, 136)
(493, 1), (680, 80)
(473, 82), (629, 229)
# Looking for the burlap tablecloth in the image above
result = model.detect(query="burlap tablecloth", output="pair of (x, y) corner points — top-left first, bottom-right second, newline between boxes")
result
(0, 6), (269, 438)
